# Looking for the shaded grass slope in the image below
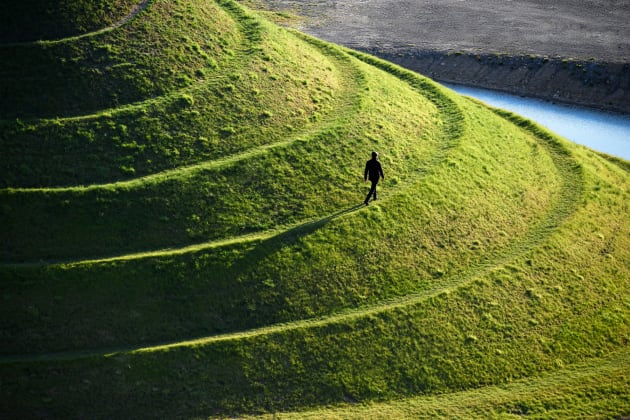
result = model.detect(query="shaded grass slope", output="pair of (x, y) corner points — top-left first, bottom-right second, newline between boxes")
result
(0, 0), (141, 43)
(0, 0), (628, 418)
(0, 0), (242, 119)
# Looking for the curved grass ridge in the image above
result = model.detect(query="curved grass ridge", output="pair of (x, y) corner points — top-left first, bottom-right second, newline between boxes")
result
(0, 37), (370, 262)
(1, 0), (151, 46)
(1, 34), (366, 194)
(0, 0), (249, 119)
(247, 348), (630, 419)
(0, 3), (352, 188)
(1, 0), (628, 418)
(1, 41), (465, 356)
(0, 0), (144, 44)
(0, 40), (453, 354)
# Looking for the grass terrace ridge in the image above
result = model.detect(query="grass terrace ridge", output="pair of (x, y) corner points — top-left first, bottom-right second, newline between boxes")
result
(0, 0), (628, 418)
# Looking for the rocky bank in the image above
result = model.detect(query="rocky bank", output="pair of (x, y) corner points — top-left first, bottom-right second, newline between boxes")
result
(365, 48), (630, 114)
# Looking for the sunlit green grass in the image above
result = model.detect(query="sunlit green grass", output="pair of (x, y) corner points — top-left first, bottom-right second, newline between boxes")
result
(0, 0), (628, 418)
(0, 1), (348, 187)
(246, 348), (629, 419)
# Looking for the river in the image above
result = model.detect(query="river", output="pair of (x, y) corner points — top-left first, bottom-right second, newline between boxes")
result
(444, 84), (630, 161)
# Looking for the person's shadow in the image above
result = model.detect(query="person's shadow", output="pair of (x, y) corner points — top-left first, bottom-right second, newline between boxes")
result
(269, 204), (365, 244)
(195, 203), (366, 330)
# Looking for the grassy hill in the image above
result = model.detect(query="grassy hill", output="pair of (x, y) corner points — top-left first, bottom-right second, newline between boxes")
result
(1, 0), (628, 418)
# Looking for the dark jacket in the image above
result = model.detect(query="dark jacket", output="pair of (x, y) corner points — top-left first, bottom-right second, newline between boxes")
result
(364, 158), (384, 181)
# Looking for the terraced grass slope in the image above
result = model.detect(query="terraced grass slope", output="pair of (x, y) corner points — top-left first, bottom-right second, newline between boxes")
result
(0, 0), (144, 43)
(1, 0), (629, 418)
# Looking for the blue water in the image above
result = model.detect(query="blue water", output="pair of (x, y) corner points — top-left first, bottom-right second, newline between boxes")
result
(444, 84), (630, 160)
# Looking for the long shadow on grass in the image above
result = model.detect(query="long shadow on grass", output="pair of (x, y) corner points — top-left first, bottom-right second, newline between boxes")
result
(0, 204), (366, 361)
(157, 202), (367, 334)
(256, 204), (364, 246)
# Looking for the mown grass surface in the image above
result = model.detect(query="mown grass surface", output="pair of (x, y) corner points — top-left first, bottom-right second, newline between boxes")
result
(0, 0), (628, 418)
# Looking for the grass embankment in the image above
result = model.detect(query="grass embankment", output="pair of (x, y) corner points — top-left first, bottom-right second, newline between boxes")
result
(0, 0), (628, 418)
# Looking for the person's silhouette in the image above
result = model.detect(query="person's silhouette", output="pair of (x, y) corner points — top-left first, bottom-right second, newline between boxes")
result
(364, 151), (384, 205)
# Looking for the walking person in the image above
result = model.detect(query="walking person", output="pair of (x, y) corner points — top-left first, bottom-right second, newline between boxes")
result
(364, 151), (384, 205)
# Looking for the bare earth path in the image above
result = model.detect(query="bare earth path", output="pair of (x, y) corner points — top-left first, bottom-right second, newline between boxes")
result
(249, 0), (630, 112)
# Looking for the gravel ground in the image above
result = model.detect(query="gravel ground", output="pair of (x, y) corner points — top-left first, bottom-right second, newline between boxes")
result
(255, 0), (630, 62)
(248, 0), (630, 112)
